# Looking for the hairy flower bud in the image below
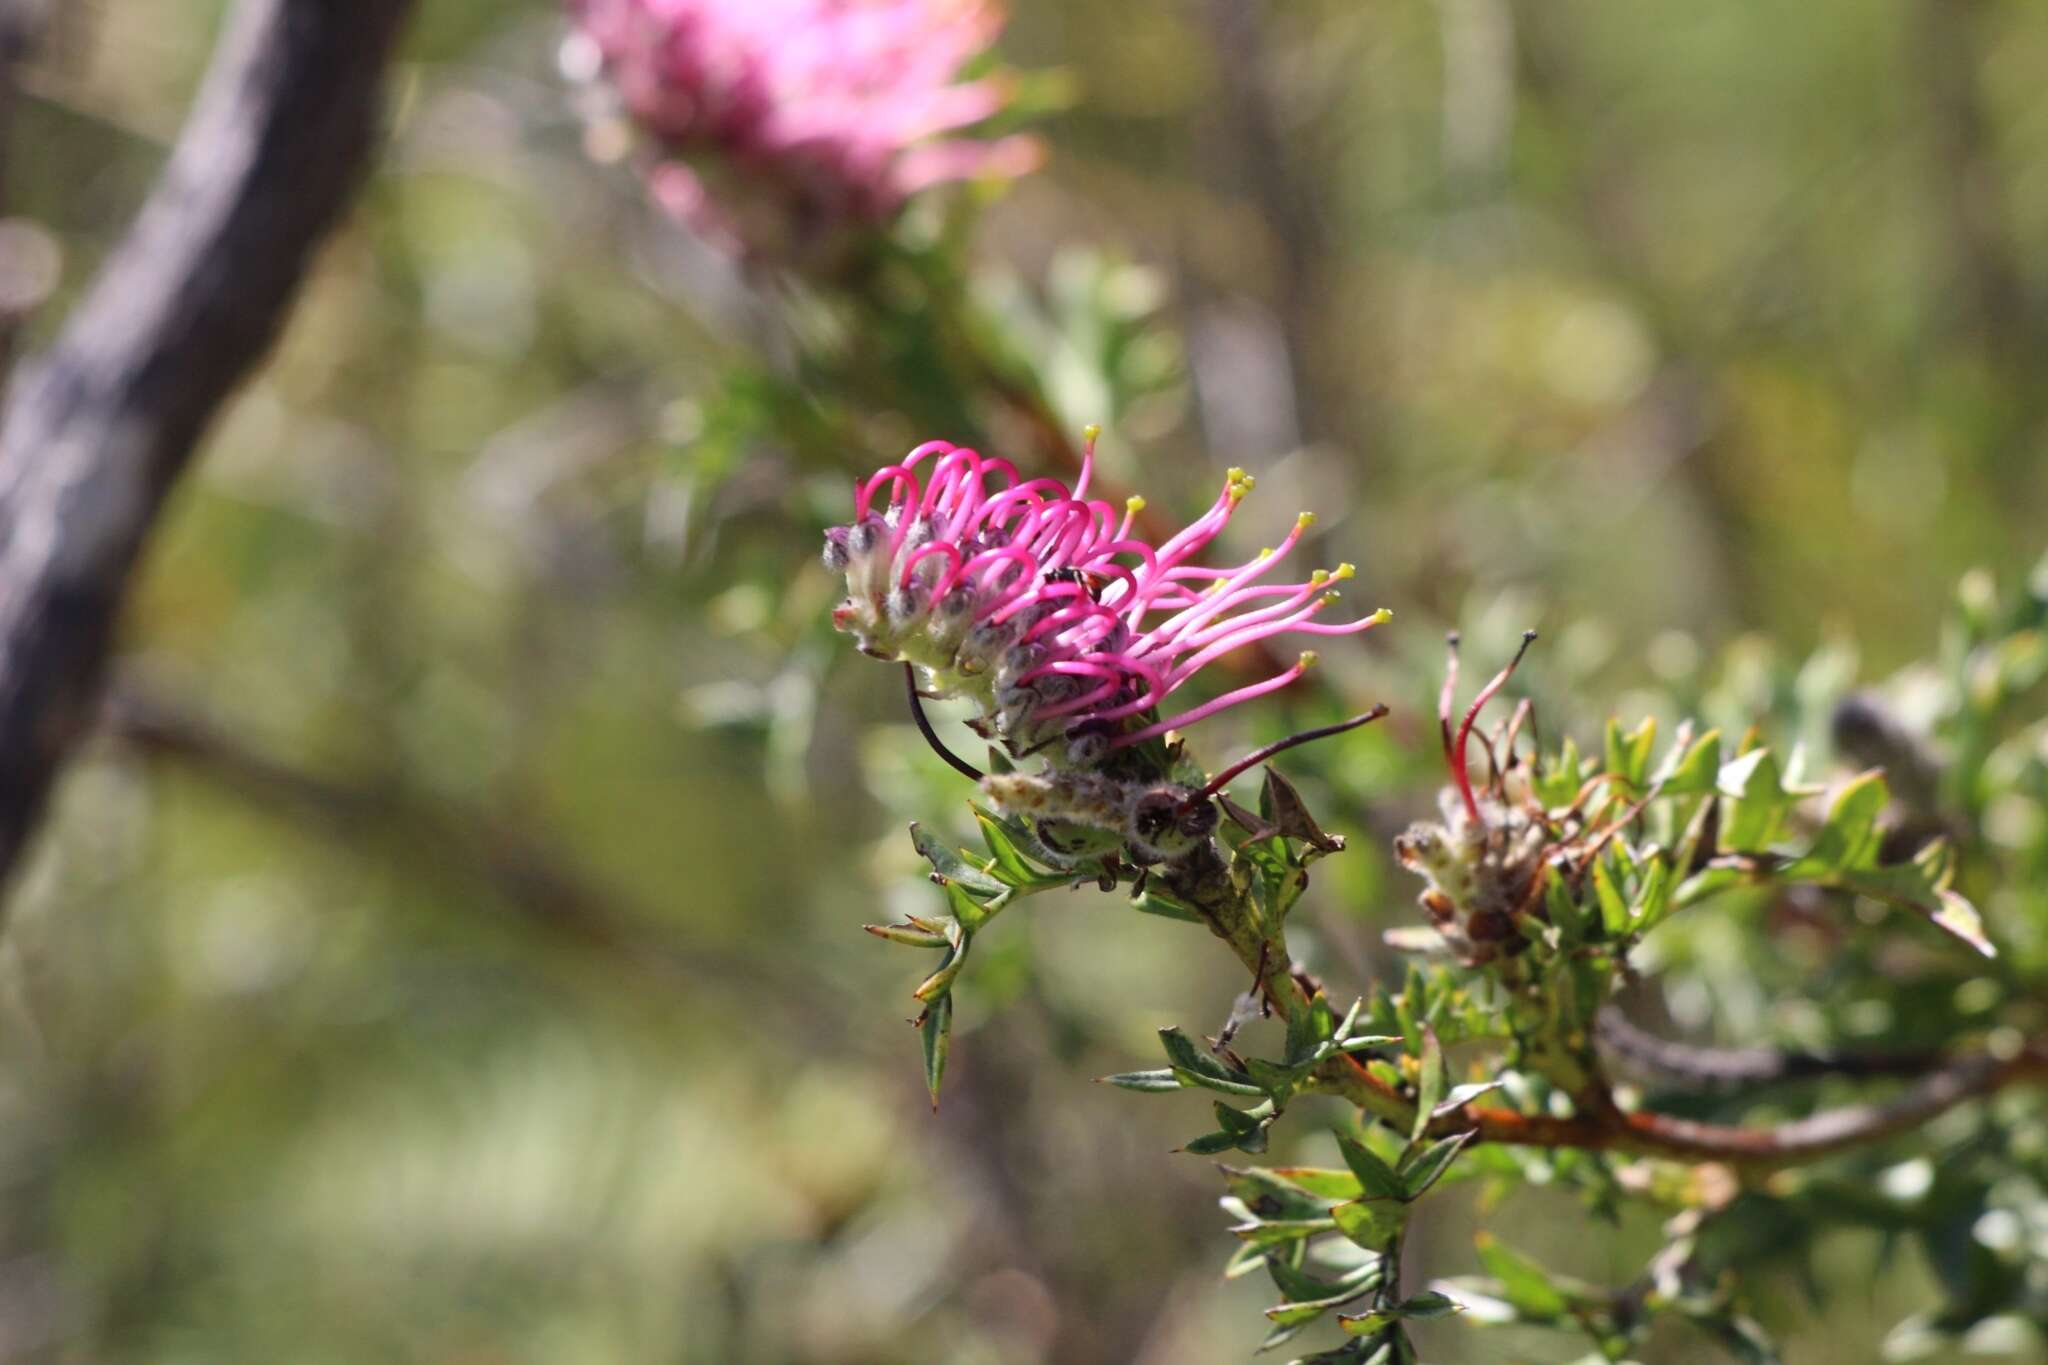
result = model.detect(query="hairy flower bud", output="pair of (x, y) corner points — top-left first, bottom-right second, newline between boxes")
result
(1395, 792), (1549, 965)
(821, 527), (852, 573)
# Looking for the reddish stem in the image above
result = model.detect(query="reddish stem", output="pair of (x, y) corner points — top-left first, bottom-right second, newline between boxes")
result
(1186, 705), (1389, 806)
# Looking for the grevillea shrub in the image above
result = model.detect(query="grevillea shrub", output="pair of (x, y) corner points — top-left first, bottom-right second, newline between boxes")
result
(561, 8), (2048, 1360)
(831, 441), (2048, 1365)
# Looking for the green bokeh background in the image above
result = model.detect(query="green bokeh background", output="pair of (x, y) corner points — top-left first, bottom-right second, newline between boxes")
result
(7, 2), (2047, 1361)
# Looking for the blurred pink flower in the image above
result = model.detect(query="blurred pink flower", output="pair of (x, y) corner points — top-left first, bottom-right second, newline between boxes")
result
(567, 0), (1041, 252)
(825, 437), (1387, 761)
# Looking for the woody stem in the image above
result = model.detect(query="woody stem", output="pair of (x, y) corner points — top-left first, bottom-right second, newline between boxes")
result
(1309, 1041), (2047, 1169)
(1174, 839), (2048, 1168)
(1162, 839), (1301, 1021)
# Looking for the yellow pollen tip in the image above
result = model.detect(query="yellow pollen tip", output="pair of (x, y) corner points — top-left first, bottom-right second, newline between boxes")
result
(1082, 423), (1102, 443)
(1296, 511), (1316, 530)
(1125, 494), (1146, 514)
(1298, 651), (1320, 669)
(1257, 547), (1273, 560)
(1310, 569), (1330, 586)
(1333, 562), (1356, 581)
(1368, 607), (1393, 625)
(1321, 591), (1341, 605)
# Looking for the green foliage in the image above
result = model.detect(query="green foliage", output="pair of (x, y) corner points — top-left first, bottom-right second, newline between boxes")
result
(1008, 562), (2048, 1360)
(876, 806), (1104, 1101)
(20, 5), (2048, 1364)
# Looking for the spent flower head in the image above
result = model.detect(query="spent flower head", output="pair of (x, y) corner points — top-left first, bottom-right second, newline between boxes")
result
(1395, 631), (1578, 964)
(824, 433), (1388, 780)
(565, 0), (1041, 258)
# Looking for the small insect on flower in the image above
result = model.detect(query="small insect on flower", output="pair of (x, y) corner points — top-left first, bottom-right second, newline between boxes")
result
(824, 432), (1390, 866)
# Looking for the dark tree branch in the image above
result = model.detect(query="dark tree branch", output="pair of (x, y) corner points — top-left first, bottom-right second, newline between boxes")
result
(1594, 1008), (1946, 1093)
(0, 0), (415, 895)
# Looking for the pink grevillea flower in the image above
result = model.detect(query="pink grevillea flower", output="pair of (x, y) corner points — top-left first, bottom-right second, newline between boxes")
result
(824, 435), (1388, 766)
(565, 0), (1041, 254)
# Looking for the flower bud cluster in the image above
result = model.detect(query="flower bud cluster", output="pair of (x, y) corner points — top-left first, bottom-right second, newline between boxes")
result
(564, 0), (1041, 258)
(824, 437), (1386, 769)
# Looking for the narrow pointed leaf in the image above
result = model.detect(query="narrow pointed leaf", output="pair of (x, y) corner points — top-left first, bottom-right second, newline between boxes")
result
(1222, 1166), (1336, 1220)
(1231, 1217), (1336, 1247)
(912, 937), (969, 1001)
(1633, 856), (1673, 933)
(1592, 856), (1629, 936)
(1287, 991), (1339, 1064)
(1335, 1132), (1405, 1201)
(910, 821), (1006, 895)
(942, 878), (995, 931)
(864, 921), (952, 949)
(1129, 889), (1205, 923)
(1799, 769), (1889, 872)
(1330, 1196), (1407, 1248)
(1393, 1290), (1461, 1319)
(1399, 1130), (1474, 1200)
(1718, 747), (1789, 851)
(1929, 889), (1994, 957)
(1257, 1319), (1310, 1353)
(1100, 1069), (1182, 1093)
(1159, 1027), (1266, 1096)
(1434, 1080), (1503, 1116)
(1474, 1232), (1570, 1319)
(1655, 728), (1723, 795)
(1265, 1166), (1365, 1201)
(971, 806), (1041, 884)
(920, 993), (952, 1108)
(1411, 1025), (1446, 1142)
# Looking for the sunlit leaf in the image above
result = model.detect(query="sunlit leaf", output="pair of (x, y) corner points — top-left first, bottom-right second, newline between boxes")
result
(1473, 1232), (1569, 1319)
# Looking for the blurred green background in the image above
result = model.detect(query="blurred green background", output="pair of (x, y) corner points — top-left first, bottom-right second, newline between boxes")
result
(7, 1), (2048, 1361)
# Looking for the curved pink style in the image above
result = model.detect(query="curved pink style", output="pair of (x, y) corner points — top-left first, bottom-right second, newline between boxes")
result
(828, 436), (1386, 751)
